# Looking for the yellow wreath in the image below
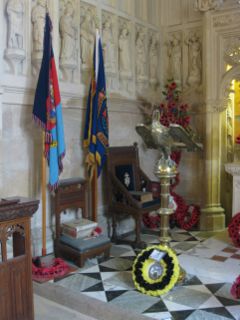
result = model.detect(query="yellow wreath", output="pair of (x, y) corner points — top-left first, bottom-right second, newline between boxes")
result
(132, 244), (179, 296)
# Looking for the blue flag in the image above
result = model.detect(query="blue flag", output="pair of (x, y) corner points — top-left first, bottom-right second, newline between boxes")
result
(83, 31), (109, 178)
(33, 13), (65, 191)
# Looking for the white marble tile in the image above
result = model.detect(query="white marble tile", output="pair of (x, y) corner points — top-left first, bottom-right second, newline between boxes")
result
(163, 299), (194, 311)
(226, 305), (240, 320)
(81, 291), (107, 302)
(78, 264), (100, 273)
(178, 254), (239, 283)
(144, 311), (172, 319)
(198, 296), (223, 309)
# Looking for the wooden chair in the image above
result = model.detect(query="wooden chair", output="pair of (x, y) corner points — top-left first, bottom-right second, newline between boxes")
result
(106, 143), (161, 248)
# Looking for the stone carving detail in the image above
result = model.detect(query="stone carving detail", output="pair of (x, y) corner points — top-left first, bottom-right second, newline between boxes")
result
(80, 4), (96, 69)
(5, 0), (25, 74)
(224, 37), (240, 66)
(59, 1), (78, 81)
(226, 99), (234, 162)
(118, 22), (131, 78)
(186, 31), (202, 87)
(206, 98), (229, 113)
(102, 14), (116, 73)
(213, 13), (240, 28)
(149, 33), (159, 86)
(166, 33), (182, 85)
(31, 0), (47, 72)
(194, 0), (223, 12)
(135, 27), (147, 81)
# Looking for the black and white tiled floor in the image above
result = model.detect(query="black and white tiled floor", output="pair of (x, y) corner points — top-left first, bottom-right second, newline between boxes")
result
(51, 229), (240, 320)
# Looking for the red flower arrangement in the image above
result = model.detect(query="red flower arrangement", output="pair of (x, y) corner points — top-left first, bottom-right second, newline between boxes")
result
(158, 80), (190, 129)
(228, 212), (240, 247)
(32, 257), (70, 281)
(231, 275), (240, 299)
(236, 135), (240, 144)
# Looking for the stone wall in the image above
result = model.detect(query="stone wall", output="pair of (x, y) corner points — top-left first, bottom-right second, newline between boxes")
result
(4, 0), (238, 253)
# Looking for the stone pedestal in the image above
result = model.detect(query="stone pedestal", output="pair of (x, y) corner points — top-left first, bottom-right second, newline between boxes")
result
(225, 162), (240, 217)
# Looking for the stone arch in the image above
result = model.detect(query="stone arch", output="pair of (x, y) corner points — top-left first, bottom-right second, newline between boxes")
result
(219, 65), (240, 224)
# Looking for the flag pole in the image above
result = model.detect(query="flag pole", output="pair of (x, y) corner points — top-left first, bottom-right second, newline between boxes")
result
(92, 164), (98, 222)
(42, 131), (47, 256)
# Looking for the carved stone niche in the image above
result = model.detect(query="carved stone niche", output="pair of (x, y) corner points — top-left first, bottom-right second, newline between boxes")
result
(118, 18), (133, 95)
(31, 0), (47, 74)
(185, 30), (202, 88)
(102, 12), (118, 92)
(59, 0), (78, 82)
(4, 0), (26, 74)
(102, 12), (116, 74)
(80, 3), (96, 71)
(166, 32), (182, 86)
(148, 31), (159, 88)
(135, 25), (148, 93)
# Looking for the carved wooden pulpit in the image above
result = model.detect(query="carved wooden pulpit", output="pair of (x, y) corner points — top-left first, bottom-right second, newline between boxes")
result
(0, 197), (39, 320)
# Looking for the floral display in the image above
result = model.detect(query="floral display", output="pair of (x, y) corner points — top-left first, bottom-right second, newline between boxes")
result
(159, 80), (190, 129)
(228, 212), (240, 247)
(231, 275), (240, 299)
(132, 244), (180, 296)
(32, 257), (69, 281)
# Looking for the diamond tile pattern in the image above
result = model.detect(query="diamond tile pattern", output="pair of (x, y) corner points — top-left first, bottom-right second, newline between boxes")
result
(51, 229), (240, 320)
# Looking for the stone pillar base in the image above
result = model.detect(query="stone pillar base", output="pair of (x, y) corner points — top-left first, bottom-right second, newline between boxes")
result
(200, 206), (225, 231)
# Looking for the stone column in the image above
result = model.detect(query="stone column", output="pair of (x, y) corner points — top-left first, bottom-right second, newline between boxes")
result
(200, 103), (225, 230)
(195, 2), (226, 230)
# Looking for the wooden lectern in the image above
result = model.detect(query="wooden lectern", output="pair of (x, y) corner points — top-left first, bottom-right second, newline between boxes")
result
(0, 197), (39, 320)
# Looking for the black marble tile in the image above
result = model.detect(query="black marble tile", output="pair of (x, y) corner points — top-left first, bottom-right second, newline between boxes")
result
(181, 275), (203, 286)
(99, 265), (118, 272)
(216, 296), (240, 306)
(171, 310), (194, 320)
(81, 272), (102, 281)
(82, 282), (105, 292)
(105, 290), (127, 301)
(201, 307), (235, 319)
(205, 283), (225, 294)
(143, 300), (168, 313)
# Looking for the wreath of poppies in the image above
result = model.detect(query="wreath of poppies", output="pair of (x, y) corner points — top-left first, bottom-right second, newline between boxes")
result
(228, 212), (240, 247)
(132, 244), (179, 296)
(231, 275), (240, 299)
(32, 257), (69, 281)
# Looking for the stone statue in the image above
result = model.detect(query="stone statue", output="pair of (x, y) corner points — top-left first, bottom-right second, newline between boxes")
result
(6, 0), (24, 49)
(102, 18), (115, 71)
(187, 33), (202, 86)
(80, 8), (95, 67)
(31, 0), (46, 53)
(118, 24), (131, 75)
(60, 2), (77, 63)
(136, 31), (146, 79)
(167, 34), (182, 84)
(194, 0), (223, 11)
(149, 35), (158, 83)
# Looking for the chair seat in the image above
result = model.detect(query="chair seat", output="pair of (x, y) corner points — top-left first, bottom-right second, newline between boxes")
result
(60, 234), (111, 253)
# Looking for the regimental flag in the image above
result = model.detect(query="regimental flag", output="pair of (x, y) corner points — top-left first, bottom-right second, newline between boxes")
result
(33, 13), (65, 191)
(83, 30), (109, 178)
